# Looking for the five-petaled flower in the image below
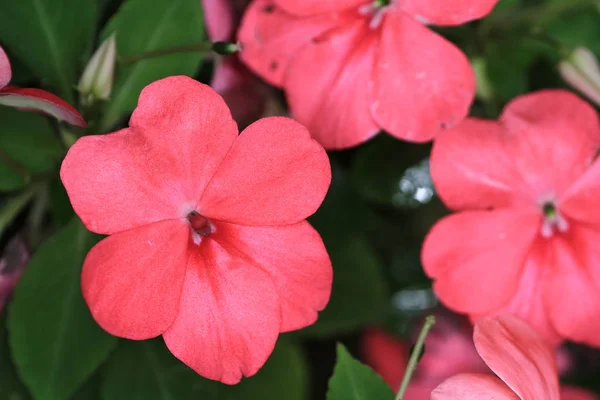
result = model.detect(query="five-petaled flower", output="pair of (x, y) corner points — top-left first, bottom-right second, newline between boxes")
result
(432, 314), (598, 400)
(0, 45), (86, 127)
(60, 76), (333, 384)
(238, 0), (499, 149)
(423, 90), (600, 347)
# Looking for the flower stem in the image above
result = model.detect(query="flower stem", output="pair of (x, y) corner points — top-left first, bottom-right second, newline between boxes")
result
(119, 42), (214, 66)
(394, 315), (436, 400)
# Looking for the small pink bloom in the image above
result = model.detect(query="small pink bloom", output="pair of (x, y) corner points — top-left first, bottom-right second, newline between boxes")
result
(0, 236), (28, 312)
(362, 312), (579, 399)
(60, 76), (332, 383)
(0, 46), (86, 127)
(423, 90), (600, 346)
(362, 313), (487, 397)
(432, 314), (598, 400)
(238, 0), (500, 149)
(203, 0), (268, 127)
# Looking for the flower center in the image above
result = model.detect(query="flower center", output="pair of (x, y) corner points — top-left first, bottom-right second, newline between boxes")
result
(358, 0), (391, 29)
(188, 211), (212, 238)
(540, 201), (569, 238)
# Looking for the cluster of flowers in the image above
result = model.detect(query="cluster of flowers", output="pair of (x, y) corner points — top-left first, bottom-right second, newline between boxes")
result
(5, 0), (600, 395)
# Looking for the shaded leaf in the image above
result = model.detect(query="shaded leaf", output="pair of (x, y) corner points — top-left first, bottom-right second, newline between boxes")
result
(8, 219), (117, 400)
(326, 344), (394, 400)
(0, 0), (97, 101)
(99, 0), (205, 130)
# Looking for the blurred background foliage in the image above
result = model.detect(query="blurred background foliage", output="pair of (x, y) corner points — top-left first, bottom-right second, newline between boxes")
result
(1, 0), (600, 398)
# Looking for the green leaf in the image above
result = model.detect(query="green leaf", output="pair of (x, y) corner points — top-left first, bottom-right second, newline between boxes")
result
(0, 107), (64, 191)
(102, 337), (309, 400)
(0, 317), (31, 400)
(327, 344), (394, 400)
(0, 0), (97, 102)
(101, 339), (221, 400)
(305, 164), (389, 337)
(99, 0), (205, 130)
(8, 219), (117, 400)
(222, 337), (309, 400)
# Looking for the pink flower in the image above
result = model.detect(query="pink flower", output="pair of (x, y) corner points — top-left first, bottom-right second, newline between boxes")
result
(60, 76), (332, 383)
(432, 314), (598, 400)
(361, 313), (488, 398)
(237, 0), (500, 149)
(422, 90), (600, 346)
(202, 0), (268, 127)
(0, 46), (86, 127)
(362, 312), (580, 399)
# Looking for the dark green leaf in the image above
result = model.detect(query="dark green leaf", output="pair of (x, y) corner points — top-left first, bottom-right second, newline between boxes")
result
(0, 316), (31, 400)
(0, 0), (97, 101)
(102, 336), (309, 400)
(0, 107), (63, 191)
(305, 164), (389, 337)
(352, 136), (434, 208)
(101, 339), (221, 400)
(8, 219), (117, 400)
(326, 344), (394, 400)
(301, 236), (388, 337)
(223, 338), (309, 400)
(99, 0), (205, 130)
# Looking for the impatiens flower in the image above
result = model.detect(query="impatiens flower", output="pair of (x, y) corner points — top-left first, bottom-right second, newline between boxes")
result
(362, 312), (579, 399)
(60, 76), (332, 384)
(237, 0), (500, 149)
(0, 45), (86, 127)
(422, 90), (600, 346)
(432, 314), (598, 400)
(559, 47), (600, 107)
(203, 0), (269, 127)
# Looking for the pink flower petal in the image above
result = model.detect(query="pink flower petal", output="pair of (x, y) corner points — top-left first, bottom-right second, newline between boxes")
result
(81, 220), (189, 340)
(0, 87), (86, 127)
(422, 209), (540, 314)
(432, 373), (519, 400)
(284, 20), (380, 149)
(200, 116), (330, 226)
(211, 220), (332, 332)
(561, 386), (600, 400)
(238, 0), (350, 86)
(400, 0), (500, 26)
(482, 245), (562, 345)
(163, 239), (280, 384)
(0, 46), (11, 89)
(474, 314), (560, 400)
(202, 0), (235, 41)
(370, 10), (475, 143)
(543, 227), (600, 347)
(499, 90), (600, 198)
(272, 0), (365, 16)
(431, 118), (529, 210)
(361, 328), (408, 390)
(561, 159), (600, 225)
(61, 77), (238, 234)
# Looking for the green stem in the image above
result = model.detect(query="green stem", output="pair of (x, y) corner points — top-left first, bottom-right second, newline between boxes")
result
(0, 184), (40, 238)
(119, 42), (214, 66)
(395, 316), (436, 400)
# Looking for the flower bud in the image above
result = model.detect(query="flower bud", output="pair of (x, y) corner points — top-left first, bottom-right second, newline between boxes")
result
(77, 34), (117, 105)
(212, 41), (241, 55)
(559, 47), (600, 106)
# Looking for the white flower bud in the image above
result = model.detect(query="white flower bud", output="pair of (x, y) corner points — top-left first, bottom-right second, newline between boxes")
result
(78, 34), (117, 104)
(559, 47), (600, 106)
